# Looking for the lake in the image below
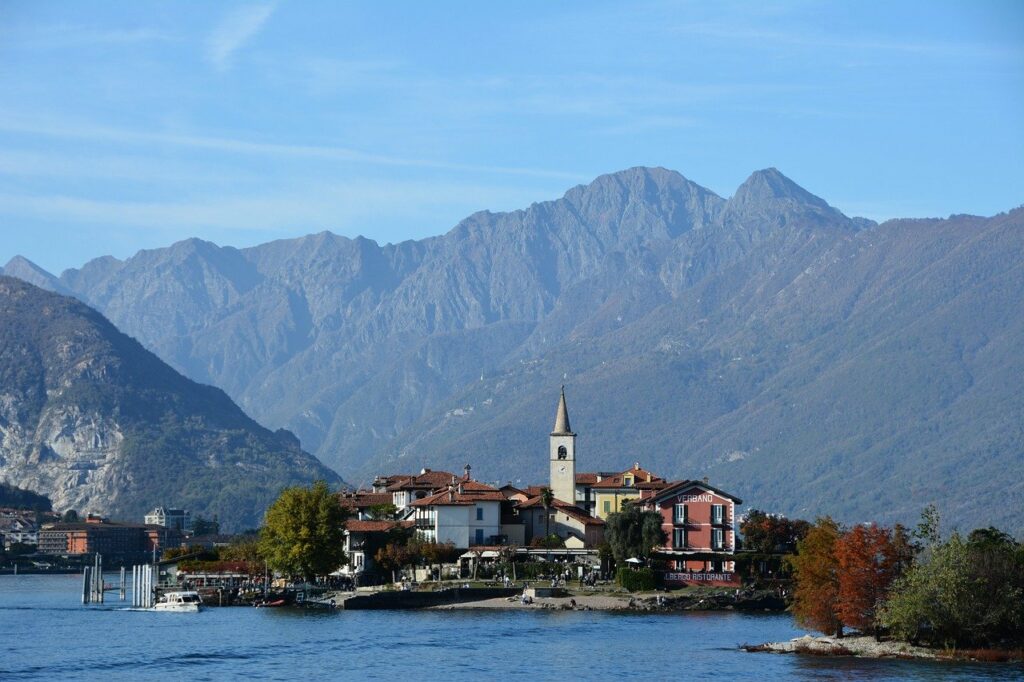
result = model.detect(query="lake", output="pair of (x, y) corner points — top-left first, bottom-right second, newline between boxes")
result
(1, 574), (1020, 681)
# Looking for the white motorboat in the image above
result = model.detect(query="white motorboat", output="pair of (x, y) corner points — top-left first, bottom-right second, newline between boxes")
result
(153, 590), (203, 612)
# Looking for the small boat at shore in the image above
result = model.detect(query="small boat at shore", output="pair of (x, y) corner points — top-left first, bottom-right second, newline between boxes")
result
(255, 598), (287, 608)
(153, 590), (203, 613)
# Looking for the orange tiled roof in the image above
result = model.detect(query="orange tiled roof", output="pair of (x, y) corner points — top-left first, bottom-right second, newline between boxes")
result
(411, 488), (505, 507)
(575, 473), (599, 485)
(590, 464), (665, 489)
(518, 496), (605, 526)
(385, 470), (460, 492)
(337, 492), (394, 508)
(345, 519), (414, 533)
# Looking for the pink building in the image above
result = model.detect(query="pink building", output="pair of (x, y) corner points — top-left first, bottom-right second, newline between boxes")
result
(643, 480), (742, 586)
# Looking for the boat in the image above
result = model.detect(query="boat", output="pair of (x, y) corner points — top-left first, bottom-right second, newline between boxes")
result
(153, 590), (203, 613)
(254, 598), (287, 608)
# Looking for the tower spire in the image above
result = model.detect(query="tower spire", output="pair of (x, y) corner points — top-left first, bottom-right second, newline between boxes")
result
(552, 386), (573, 435)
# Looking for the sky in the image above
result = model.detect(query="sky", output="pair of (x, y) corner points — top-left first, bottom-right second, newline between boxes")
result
(0, 1), (1021, 275)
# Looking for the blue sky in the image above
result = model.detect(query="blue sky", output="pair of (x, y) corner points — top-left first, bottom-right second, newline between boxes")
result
(1, 1), (1021, 274)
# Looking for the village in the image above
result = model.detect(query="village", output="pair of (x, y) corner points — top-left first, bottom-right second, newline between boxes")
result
(2, 389), (756, 609)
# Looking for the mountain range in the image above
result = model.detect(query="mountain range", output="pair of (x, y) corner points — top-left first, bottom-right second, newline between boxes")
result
(0, 276), (340, 530)
(4, 167), (1022, 534)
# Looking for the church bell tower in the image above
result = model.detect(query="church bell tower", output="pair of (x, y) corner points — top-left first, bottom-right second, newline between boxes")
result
(549, 387), (576, 504)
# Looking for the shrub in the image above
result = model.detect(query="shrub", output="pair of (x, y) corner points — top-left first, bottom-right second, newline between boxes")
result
(616, 567), (656, 592)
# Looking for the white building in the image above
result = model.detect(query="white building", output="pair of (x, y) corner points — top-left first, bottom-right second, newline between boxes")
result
(144, 507), (192, 532)
(410, 480), (504, 548)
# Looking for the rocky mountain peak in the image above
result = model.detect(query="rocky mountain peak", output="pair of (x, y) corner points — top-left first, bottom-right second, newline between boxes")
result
(2, 256), (64, 294)
(731, 167), (831, 209)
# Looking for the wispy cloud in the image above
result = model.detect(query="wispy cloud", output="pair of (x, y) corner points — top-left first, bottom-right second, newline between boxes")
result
(670, 21), (1023, 61)
(5, 24), (176, 49)
(0, 114), (583, 181)
(0, 180), (556, 237)
(206, 3), (276, 72)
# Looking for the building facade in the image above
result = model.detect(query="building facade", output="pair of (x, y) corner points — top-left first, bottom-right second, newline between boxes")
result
(590, 463), (667, 519)
(144, 507), (192, 532)
(410, 480), (504, 548)
(643, 480), (742, 586)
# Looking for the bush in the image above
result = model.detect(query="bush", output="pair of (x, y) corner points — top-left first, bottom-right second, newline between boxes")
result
(616, 567), (656, 592)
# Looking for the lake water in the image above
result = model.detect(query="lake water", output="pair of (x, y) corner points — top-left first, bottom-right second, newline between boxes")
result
(2, 575), (1021, 681)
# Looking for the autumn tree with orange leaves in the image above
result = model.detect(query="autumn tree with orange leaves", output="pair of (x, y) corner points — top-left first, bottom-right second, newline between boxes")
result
(834, 524), (901, 637)
(788, 517), (844, 637)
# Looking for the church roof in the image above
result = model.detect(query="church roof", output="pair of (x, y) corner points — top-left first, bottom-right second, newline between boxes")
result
(551, 386), (574, 436)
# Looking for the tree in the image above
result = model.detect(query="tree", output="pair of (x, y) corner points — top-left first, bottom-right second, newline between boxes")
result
(882, 525), (1024, 648)
(366, 503), (399, 521)
(740, 509), (811, 554)
(835, 524), (898, 637)
(913, 503), (941, 549)
(62, 509), (79, 522)
(789, 517), (843, 637)
(529, 534), (566, 549)
(258, 480), (350, 582)
(420, 541), (460, 582)
(375, 542), (412, 584)
(539, 487), (555, 560)
(604, 502), (667, 565)
(220, 536), (263, 563)
(881, 532), (974, 647)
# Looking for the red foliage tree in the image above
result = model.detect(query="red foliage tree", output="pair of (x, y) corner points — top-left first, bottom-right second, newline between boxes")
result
(835, 524), (899, 636)
(789, 517), (843, 636)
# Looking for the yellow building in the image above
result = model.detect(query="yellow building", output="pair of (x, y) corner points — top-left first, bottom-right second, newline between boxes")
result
(591, 463), (667, 519)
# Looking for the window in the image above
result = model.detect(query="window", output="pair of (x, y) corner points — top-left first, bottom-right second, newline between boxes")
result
(673, 528), (687, 548)
(603, 500), (611, 513)
(557, 445), (567, 460)
(475, 528), (484, 545)
(712, 504), (724, 524)
(713, 528), (724, 550)
(674, 503), (688, 523)
(623, 475), (633, 486)
(476, 506), (483, 521)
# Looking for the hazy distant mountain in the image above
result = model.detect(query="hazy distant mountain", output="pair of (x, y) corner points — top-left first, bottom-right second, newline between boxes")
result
(5, 167), (1022, 534)
(0, 277), (341, 530)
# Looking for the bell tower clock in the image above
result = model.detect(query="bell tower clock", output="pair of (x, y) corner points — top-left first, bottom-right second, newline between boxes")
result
(549, 387), (576, 505)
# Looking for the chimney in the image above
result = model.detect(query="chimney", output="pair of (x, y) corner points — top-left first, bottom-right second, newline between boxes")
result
(703, 476), (709, 484)
(421, 467), (431, 475)
(464, 464), (472, 481)
(458, 482), (465, 495)
(634, 462), (640, 470)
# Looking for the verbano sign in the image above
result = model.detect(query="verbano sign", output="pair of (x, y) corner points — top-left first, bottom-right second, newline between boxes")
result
(677, 493), (713, 503)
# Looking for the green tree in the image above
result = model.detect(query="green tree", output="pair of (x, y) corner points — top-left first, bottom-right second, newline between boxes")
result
(366, 503), (399, 521)
(913, 503), (941, 549)
(604, 502), (667, 565)
(220, 536), (263, 563)
(258, 480), (349, 582)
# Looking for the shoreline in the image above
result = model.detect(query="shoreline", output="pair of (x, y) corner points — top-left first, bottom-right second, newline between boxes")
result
(421, 589), (787, 613)
(745, 635), (1024, 663)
